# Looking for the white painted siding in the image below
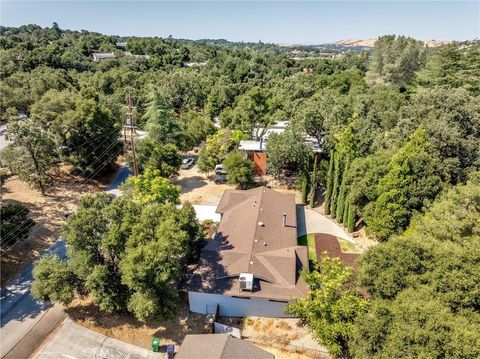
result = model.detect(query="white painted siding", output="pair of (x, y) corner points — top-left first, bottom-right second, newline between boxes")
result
(188, 291), (292, 318)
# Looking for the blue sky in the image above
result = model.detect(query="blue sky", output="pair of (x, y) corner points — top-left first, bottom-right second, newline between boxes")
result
(1, 1), (479, 43)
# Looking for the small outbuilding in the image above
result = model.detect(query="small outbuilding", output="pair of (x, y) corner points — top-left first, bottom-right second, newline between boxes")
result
(239, 139), (267, 175)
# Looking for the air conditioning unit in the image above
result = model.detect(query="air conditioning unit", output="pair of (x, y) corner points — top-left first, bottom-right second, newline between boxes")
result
(239, 273), (254, 291)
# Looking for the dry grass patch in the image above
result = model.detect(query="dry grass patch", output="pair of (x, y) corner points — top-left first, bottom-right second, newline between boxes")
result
(0, 165), (117, 286)
(67, 296), (210, 350)
(241, 317), (302, 343)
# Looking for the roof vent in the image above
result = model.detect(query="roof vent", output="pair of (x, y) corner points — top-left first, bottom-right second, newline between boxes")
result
(239, 273), (254, 291)
(258, 221), (265, 227)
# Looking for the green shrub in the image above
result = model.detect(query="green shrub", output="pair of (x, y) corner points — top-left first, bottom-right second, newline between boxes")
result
(0, 203), (35, 245)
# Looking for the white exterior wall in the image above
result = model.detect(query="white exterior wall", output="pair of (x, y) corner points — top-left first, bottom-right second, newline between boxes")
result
(188, 291), (291, 318)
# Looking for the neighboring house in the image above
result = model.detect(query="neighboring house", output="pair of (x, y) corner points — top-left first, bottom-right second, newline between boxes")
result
(238, 121), (321, 175)
(183, 61), (208, 67)
(185, 187), (308, 317)
(92, 52), (116, 61)
(239, 139), (267, 175)
(176, 334), (274, 359)
(125, 52), (150, 59)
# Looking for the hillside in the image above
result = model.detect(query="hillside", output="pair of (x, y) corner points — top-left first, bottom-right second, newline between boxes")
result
(336, 38), (454, 47)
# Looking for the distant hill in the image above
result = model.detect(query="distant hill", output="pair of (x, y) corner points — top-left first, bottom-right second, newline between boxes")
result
(335, 38), (454, 48)
(336, 39), (377, 47)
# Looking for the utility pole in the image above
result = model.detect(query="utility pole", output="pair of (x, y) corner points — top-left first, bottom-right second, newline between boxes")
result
(124, 92), (138, 176)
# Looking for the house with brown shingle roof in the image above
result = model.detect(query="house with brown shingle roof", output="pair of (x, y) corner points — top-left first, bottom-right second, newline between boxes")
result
(185, 187), (308, 317)
(175, 334), (274, 359)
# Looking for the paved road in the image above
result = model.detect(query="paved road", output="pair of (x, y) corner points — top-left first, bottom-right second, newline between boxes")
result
(0, 165), (131, 358)
(106, 165), (132, 197)
(0, 124), (11, 158)
(0, 241), (66, 357)
(34, 319), (161, 359)
(108, 165), (132, 190)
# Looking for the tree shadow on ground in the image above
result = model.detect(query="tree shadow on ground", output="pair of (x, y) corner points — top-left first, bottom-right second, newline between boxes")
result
(175, 176), (207, 194)
(66, 296), (210, 347)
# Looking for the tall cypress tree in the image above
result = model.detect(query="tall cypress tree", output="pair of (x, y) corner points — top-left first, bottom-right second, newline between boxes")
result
(330, 152), (342, 218)
(343, 194), (350, 225)
(309, 154), (319, 208)
(324, 151), (335, 215)
(301, 171), (310, 205)
(347, 200), (356, 232)
(336, 158), (350, 222)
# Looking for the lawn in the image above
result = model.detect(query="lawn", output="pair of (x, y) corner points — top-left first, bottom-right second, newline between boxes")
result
(337, 238), (361, 253)
(297, 233), (317, 262)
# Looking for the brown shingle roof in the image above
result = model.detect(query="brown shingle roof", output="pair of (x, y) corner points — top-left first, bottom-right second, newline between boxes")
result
(185, 187), (308, 301)
(175, 334), (274, 359)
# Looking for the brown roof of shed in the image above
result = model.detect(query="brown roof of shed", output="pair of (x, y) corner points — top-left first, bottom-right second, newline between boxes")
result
(185, 187), (308, 301)
(175, 334), (274, 359)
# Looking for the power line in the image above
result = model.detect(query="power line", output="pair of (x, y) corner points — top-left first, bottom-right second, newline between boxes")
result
(62, 127), (119, 154)
(1, 130), (122, 243)
(1, 145), (126, 256)
(1, 139), (122, 246)
(2, 94), (137, 254)
(124, 93), (138, 177)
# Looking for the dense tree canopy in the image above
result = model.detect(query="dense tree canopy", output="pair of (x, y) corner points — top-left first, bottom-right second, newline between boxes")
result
(3, 114), (56, 193)
(4, 24), (480, 357)
(286, 254), (368, 357)
(353, 177), (480, 357)
(223, 151), (254, 188)
(32, 192), (200, 322)
(120, 169), (180, 206)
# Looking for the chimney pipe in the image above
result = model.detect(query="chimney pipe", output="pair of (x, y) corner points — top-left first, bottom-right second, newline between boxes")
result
(283, 213), (286, 227)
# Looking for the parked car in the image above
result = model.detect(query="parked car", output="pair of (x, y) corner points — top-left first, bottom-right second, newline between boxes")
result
(214, 164), (226, 175)
(181, 157), (195, 169)
(214, 173), (227, 184)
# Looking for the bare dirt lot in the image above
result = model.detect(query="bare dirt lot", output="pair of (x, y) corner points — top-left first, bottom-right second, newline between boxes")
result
(175, 164), (233, 205)
(0, 165), (117, 286)
(175, 163), (302, 206)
